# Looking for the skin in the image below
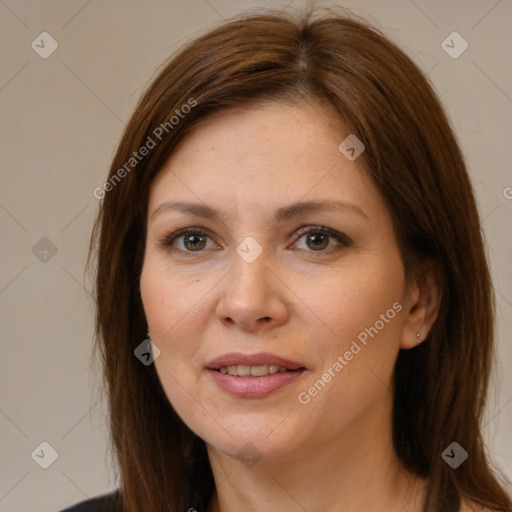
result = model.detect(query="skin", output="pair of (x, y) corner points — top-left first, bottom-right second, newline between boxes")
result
(140, 101), (445, 511)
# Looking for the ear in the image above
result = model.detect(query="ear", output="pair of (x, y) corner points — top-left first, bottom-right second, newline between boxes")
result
(400, 265), (443, 350)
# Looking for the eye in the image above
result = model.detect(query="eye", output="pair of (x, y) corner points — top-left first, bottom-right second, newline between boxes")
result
(161, 227), (217, 253)
(160, 225), (351, 254)
(292, 226), (351, 252)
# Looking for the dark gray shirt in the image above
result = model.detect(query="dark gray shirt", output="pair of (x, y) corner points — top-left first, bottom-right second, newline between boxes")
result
(59, 490), (122, 512)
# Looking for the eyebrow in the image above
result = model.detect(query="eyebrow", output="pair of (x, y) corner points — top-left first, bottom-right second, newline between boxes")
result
(150, 199), (369, 223)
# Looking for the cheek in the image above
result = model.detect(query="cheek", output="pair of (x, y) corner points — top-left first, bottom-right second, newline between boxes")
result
(295, 254), (405, 354)
(292, 254), (405, 416)
(140, 261), (207, 362)
(138, 252), (225, 443)
(140, 264), (207, 421)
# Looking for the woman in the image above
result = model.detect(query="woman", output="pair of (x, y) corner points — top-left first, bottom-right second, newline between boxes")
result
(62, 5), (512, 512)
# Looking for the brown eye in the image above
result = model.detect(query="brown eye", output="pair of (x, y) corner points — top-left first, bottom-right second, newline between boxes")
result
(304, 232), (329, 251)
(162, 229), (214, 252)
(182, 233), (207, 251)
(293, 226), (351, 252)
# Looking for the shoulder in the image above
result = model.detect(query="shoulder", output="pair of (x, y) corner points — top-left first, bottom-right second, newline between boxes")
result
(59, 490), (123, 512)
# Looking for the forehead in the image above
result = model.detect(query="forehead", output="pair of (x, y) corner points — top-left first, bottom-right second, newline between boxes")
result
(162, 100), (345, 172)
(148, 101), (383, 221)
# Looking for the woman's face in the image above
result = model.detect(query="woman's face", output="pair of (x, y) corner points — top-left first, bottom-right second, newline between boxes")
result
(140, 101), (416, 464)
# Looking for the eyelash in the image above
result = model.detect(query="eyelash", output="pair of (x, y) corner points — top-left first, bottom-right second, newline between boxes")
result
(160, 225), (351, 255)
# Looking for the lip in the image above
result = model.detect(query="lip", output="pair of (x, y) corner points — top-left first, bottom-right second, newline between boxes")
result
(206, 352), (305, 371)
(207, 368), (306, 398)
(205, 352), (306, 399)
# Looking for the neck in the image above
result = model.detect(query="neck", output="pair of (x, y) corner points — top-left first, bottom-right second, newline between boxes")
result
(206, 400), (426, 512)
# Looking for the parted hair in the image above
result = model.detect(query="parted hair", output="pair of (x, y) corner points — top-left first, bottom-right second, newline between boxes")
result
(89, 5), (512, 511)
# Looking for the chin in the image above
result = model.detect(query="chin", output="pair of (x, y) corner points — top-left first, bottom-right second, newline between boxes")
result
(197, 416), (305, 465)
(207, 435), (298, 466)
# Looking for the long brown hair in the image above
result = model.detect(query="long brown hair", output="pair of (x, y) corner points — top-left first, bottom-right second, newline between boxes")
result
(89, 5), (512, 511)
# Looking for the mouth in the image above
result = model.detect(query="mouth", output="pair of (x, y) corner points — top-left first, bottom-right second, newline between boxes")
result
(206, 352), (305, 374)
(206, 352), (306, 398)
(216, 364), (294, 376)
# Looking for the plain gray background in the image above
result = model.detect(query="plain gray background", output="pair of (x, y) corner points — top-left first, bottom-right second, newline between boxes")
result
(1, 1), (511, 511)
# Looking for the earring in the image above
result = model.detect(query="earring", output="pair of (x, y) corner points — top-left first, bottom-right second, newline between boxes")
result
(417, 332), (422, 344)
(147, 331), (151, 339)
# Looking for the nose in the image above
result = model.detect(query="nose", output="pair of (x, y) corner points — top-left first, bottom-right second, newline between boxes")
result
(215, 249), (289, 332)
